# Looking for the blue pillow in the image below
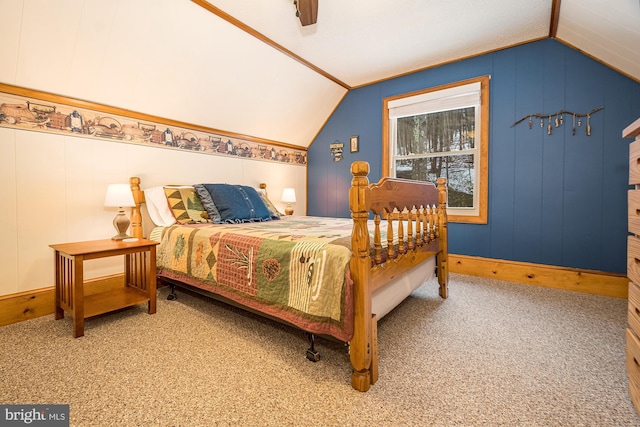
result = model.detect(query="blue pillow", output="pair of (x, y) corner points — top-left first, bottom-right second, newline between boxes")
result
(201, 184), (272, 223)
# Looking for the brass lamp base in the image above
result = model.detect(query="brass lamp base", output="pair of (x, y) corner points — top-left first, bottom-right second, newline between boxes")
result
(285, 204), (294, 216)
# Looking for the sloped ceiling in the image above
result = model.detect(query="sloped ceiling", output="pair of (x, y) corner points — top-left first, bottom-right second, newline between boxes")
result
(556, 0), (640, 82)
(207, 0), (553, 87)
(0, 0), (638, 149)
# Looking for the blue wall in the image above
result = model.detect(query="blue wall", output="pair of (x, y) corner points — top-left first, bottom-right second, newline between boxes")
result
(307, 39), (640, 274)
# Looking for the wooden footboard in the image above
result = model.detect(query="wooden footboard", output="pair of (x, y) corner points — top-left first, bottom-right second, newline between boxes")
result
(349, 161), (448, 392)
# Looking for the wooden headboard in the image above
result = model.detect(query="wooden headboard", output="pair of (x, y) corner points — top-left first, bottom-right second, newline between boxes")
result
(129, 177), (144, 240)
(128, 178), (272, 240)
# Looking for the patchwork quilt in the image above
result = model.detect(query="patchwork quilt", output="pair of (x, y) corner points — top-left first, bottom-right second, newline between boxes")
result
(153, 216), (356, 341)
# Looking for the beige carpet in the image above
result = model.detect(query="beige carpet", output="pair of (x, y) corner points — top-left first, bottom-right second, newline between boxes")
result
(1, 273), (638, 426)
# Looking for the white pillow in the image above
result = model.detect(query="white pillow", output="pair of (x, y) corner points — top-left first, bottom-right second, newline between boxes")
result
(143, 186), (176, 227)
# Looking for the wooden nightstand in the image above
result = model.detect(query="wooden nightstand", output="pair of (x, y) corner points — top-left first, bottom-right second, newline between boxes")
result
(50, 238), (159, 337)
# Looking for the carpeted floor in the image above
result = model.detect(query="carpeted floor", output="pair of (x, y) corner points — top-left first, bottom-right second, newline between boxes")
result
(1, 274), (639, 426)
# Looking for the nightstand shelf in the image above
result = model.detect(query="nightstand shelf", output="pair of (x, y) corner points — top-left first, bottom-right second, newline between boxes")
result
(50, 238), (159, 337)
(83, 287), (150, 318)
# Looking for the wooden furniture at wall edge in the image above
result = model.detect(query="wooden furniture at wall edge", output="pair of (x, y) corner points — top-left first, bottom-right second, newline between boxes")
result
(50, 238), (159, 337)
(624, 115), (640, 415)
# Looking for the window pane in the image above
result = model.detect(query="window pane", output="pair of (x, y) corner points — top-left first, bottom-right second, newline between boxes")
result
(396, 107), (475, 156)
(395, 154), (475, 208)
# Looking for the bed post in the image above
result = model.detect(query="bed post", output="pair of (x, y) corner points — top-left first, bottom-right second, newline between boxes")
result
(349, 161), (374, 392)
(437, 177), (448, 299)
(129, 177), (144, 239)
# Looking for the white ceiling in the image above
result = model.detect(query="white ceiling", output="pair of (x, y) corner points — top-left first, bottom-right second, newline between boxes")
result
(1, 0), (639, 148)
(208, 0), (553, 87)
(556, 0), (640, 81)
(206, 0), (640, 88)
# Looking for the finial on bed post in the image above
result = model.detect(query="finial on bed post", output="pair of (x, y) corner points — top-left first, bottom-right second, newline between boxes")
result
(129, 177), (143, 239)
(349, 161), (374, 391)
(437, 177), (448, 299)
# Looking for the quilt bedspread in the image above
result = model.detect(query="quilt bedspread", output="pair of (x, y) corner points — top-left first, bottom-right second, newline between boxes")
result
(154, 216), (355, 341)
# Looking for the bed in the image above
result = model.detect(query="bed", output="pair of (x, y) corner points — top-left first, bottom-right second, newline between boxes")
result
(128, 160), (448, 392)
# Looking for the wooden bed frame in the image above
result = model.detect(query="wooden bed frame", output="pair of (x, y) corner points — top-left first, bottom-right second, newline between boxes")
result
(128, 160), (448, 392)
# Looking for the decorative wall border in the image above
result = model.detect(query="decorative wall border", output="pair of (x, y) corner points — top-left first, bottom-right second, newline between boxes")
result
(0, 83), (307, 165)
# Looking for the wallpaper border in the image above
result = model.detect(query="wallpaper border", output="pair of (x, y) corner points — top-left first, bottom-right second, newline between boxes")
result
(0, 83), (307, 166)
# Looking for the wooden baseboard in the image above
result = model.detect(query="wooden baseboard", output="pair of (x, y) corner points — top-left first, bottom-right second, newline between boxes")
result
(449, 254), (628, 298)
(0, 256), (628, 328)
(0, 275), (125, 327)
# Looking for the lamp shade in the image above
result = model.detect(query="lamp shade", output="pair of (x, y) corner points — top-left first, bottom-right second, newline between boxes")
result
(281, 188), (296, 203)
(104, 184), (135, 208)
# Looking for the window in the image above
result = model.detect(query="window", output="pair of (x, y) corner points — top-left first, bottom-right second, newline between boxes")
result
(383, 76), (489, 224)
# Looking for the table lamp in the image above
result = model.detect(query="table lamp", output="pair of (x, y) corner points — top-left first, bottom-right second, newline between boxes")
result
(281, 188), (296, 215)
(104, 184), (136, 240)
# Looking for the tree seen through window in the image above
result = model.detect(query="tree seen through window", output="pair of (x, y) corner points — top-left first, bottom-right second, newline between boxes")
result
(395, 107), (476, 208)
